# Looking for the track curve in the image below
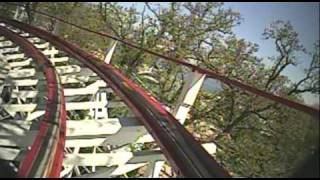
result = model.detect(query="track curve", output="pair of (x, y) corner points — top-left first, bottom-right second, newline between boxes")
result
(0, 17), (230, 178)
(0, 24), (66, 177)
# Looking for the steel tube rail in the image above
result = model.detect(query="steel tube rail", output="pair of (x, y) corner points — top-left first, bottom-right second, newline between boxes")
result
(0, 18), (231, 178)
(6, 6), (318, 118)
(0, 25), (66, 178)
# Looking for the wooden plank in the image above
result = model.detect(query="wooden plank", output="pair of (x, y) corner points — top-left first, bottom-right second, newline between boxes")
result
(102, 117), (147, 146)
(11, 85), (112, 99)
(9, 58), (32, 68)
(66, 119), (121, 136)
(3, 101), (125, 114)
(65, 138), (106, 147)
(63, 152), (133, 166)
(4, 53), (25, 60)
(0, 120), (30, 135)
(10, 74), (99, 86)
(9, 68), (35, 78)
(0, 46), (19, 54)
(66, 101), (126, 110)
(0, 131), (37, 147)
(34, 42), (49, 49)
(0, 147), (20, 161)
(50, 57), (69, 63)
(9, 65), (83, 78)
(0, 40), (13, 47)
(172, 71), (206, 124)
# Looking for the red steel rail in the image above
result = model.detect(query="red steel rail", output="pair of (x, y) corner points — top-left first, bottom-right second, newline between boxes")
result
(0, 18), (231, 178)
(9, 5), (318, 118)
(0, 25), (66, 177)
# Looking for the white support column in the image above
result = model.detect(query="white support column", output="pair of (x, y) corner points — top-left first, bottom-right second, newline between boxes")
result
(104, 41), (117, 64)
(90, 41), (117, 119)
(135, 71), (207, 177)
(137, 70), (206, 143)
(172, 71), (206, 124)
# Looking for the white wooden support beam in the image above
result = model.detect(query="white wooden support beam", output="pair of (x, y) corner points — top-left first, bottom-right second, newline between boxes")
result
(0, 46), (19, 54)
(89, 89), (109, 120)
(134, 71), (207, 177)
(0, 40), (14, 47)
(66, 118), (121, 137)
(172, 71), (206, 124)
(101, 117), (147, 147)
(2, 101), (126, 118)
(8, 58), (32, 68)
(9, 65), (82, 78)
(10, 80), (110, 99)
(0, 147), (20, 161)
(136, 71), (206, 143)
(104, 41), (117, 64)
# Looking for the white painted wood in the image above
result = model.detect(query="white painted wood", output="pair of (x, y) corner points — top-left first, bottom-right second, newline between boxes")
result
(35, 42), (50, 49)
(26, 111), (45, 121)
(104, 41), (117, 64)
(26, 37), (41, 44)
(90, 90), (109, 119)
(42, 48), (59, 57)
(0, 131), (38, 147)
(172, 71), (206, 124)
(9, 68), (36, 78)
(66, 101), (126, 110)
(65, 138), (106, 148)
(0, 121), (30, 135)
(66, 119), (121, 136)
(0, 73), (6, 79)
(59, 75), (92, 84)
(5, 53), (25, 61)
(0, 40), (14, 47)
(11, 90), (38, 98)
(50, 57), (69, 64)
(11, 74), (98, 86)
(63, 152), (133, 166)
(63, 80), (109, 96)
(3, 104), (38, 113)
(9, 65), (82, 78)
(10, 79), (38, 87)
(152, 161), (165, 178)
(133, 71), (207, 145)
(3, 101), (126, 114)
(0, 46), (19, 54)
(202, 142), (217, 155)
(55, 65), (82, 74)
(9, 58), (32, 68)
(0, 147), (20, 161)
(11, 81), (111, 99)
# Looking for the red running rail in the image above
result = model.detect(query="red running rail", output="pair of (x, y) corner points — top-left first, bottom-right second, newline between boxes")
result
(0, 25), (66, 177)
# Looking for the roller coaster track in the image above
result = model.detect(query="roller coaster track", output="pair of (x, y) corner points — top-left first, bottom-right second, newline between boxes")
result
(0, 8), (319, 178)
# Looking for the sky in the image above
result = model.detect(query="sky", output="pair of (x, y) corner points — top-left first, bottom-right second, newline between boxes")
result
(118, 2), (319, 105)
(224, 2), (320, 105)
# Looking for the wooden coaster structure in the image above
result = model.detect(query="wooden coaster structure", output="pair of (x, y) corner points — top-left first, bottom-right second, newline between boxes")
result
(0, 18), (223, 178)
(0, 4), (318, 178)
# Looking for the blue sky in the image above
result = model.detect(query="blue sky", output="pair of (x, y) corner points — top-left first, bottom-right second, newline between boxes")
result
(224, 2), (319, 105)
(118, 2), (319, 105)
